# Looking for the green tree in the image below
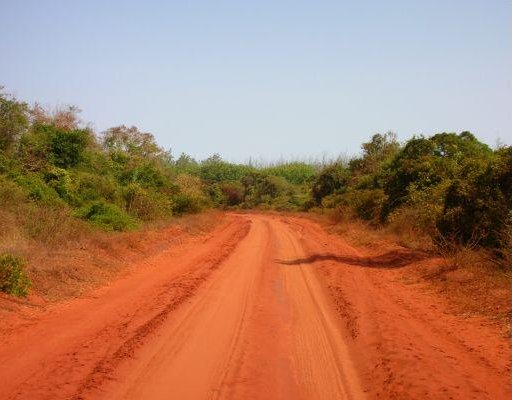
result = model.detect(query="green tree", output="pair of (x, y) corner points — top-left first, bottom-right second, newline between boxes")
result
(200, 154), (254, 183)
(350, 132), (400, 176)
(102, 125), (167, 159)
(49, 126), (91, 168)
(0, 90), (29, 153)
(437, 146), (512, 249)
(311, 163), (349, 205)
(382, 132), (492, 217)
(174, 152), (200, 175)
(262, 162), (317, 185)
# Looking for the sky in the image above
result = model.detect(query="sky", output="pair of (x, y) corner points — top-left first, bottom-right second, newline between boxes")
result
(1, 0), (511, 162)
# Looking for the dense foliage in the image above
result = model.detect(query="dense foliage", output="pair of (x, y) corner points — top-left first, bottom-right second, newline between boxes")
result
(311, 131), (511, 262)
(0, 90), (315, 239)
(1, 88), (510, 288)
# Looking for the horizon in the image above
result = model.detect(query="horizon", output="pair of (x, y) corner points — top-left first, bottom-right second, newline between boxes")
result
(1, 0), (511, 162)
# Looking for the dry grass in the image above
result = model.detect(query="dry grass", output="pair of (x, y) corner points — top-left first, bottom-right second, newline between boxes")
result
(419, 248), (511, 333)
(0, 205), (225, 303)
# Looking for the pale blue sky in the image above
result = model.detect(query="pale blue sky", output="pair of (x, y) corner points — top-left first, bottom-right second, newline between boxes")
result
(1, 0), (511, 161)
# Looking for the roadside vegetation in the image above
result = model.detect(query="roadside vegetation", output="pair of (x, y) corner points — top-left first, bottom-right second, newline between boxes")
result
(308, 131), (511, 327)
(0, 88), (510, 298)
(312, 132), (511, 264)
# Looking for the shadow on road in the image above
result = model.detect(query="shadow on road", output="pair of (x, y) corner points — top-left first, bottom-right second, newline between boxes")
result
(276, 250), (430, 269)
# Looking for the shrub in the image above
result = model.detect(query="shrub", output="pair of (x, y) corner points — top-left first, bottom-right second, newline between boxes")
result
(17, 125), (51, 171)
(349, 132), (400, 177)
(271, 194), (298, 211)
(172, 174), (207, 214)
(205, 183), (224, 206)
(73, 172), (121, 205)
(12, 173), (62, 205)
(123, 183), (173, 221)
(0, 254), (31, 297)
(311, 163), (349, 205)
(0, 175), (27, 208)
(77, 201), (136, 231)
(382, 132), (492, 217)
(124, 183), (152, 219)
(200, 154), (254, 183)
(174, 153), (200, 175)
(44, 166), (74, 202)
(172, 192), (204, 214)
(437, 147), (512, 249)
(220, 182), (245, 206)
(340, 188), (387, 223)
(257, 175), (293, 199)
(262, 162), (317, 185)
(120, 160), (168, 188)
(49, 127), (91, 168)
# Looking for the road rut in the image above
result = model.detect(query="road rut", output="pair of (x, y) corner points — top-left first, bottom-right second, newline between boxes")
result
(0, 213), (509, 399)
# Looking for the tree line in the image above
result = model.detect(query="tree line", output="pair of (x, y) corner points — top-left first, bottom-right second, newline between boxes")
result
(1, 89), (510, 263)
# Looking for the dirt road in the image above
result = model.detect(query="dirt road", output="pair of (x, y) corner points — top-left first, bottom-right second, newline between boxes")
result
(0, 214), (510, 399)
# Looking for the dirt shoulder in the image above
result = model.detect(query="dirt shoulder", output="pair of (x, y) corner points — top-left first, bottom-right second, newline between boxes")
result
(0, 211), (226, 317)
(302, 213), (512, 332)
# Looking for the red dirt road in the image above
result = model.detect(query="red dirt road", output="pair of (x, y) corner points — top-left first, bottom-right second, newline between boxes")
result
(0, 214), (510, 399)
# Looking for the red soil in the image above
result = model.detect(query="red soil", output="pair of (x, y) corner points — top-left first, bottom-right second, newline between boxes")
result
(0, 213), (509, 399)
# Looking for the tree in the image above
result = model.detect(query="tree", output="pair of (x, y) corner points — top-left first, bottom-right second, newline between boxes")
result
(31, 104), (82, 131)
(311, 163), (349, 204)
(382, 132), (492, 217)
(351, 131), (400, 176)
(174, 153), (200, 175)
(0, 90), (29, 153)
(102, 125), (165, 159)
(262, 162), (317, 185)
(49, 127), (91, 168)
(200, 154), (254, 183)
(437, 146), (512, 249)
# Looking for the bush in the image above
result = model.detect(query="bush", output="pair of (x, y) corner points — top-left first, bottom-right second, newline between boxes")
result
(49, 127), (91, 168)
(73, 172), (121, 205)
(382, 132), (492, 217)
(340, 188), (387, 223)
(172, 192), (204, 214)
(172, 174), (208, 214)
(77, 201), (136, 231)
(0, 254), (31, 297)
(311, 163), (349, 205)
(44, 166), (74, 202)
(200, 154), (254, 183)
(262, 162), (317, 185)
(220, 182), (245, 206)
(271, 194), (299, 211)
(437, 147), (512, 249)
(257, 175), (293, 199)
(123, 183), (173, 221)
(118, 160), (168, 188)
(205, 183), (224, 206)
(15, 174), (62, 204)
(0, 175), (27, 208)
